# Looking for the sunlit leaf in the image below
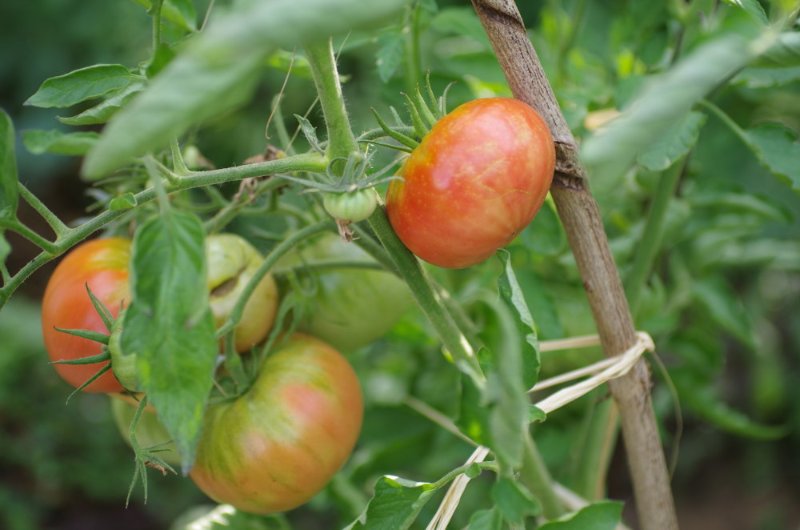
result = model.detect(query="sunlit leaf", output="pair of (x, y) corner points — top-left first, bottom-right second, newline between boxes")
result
(345, 475), (438, 529)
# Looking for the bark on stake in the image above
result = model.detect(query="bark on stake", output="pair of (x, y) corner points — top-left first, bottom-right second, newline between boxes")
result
(470, 1), (679, 529)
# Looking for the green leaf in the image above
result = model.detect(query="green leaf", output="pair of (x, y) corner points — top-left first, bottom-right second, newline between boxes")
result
(23, 130), (99, 156)
(377, 34), (405, 83)
(691, 192), (790, 222)
(456, 366), (491, 446)
(0, 110), (19, 221)
(83, 0), (406, 179)
(266, 49), (313, 78)
(735, 33), (800, 86)
(294, 114), (324, 153)
(722, 0), (768, 24)
(637, 111), (706, 171)
(743, 123), (800, 193)
(430, 7), (490, 46)
(58, 82), (145, 126)
(146, 44), (178, 78)
(456, 257), (540, 468)
(734, 65), (800, 87)
(475, 254), (539, 471)
(345, 475), (438, 529)
(759, 32), (800, 65)
(581, 34), (761, 186)
(491, 477), (540, 526)
(171, 504), (288, 529)
(467, 508), (503, 530)
(163, 0), (197, 32)
(25, 64), (136, 109)
(537, 501), (623, 530)
(497, 252), (541, 389)
(120, 210), (217, 472)
(675, 370), (789, 440)
(132, 0), (198, 32)
(692, 278), (755, 349)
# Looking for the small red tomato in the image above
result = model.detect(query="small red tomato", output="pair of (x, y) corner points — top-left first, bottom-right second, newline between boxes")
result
(42, 238), (131, 393)
(386, 97), (555, 268)
(190, 334), (363, 514)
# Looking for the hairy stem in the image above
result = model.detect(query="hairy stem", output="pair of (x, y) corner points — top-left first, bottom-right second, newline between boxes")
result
(305, 41), (358, 161)
(0, 153), (327, 310)
(18, 183), (70, 237)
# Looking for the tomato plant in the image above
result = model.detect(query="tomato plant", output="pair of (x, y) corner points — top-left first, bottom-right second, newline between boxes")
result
(190, 334), (363, 514)
(277, 234), (414, 352)
(386, 97), (555, 268)
(41, 238), (131, 393)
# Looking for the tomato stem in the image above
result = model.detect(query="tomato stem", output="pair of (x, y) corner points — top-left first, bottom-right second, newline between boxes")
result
(0, 152), (327, 310)
(17, 183), (70, 237)
(305, 41), (358, 163)
(304, 37), (484, 381)
(367, 207), (484, 381)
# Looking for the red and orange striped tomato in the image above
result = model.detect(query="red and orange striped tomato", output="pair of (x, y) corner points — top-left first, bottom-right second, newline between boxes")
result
(42, 238), (131, 393)
(386, 97), (555, 268)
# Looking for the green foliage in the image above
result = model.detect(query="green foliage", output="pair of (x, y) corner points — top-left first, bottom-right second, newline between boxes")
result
(537, 501), (623, 530)
(25, 64), (138, 109)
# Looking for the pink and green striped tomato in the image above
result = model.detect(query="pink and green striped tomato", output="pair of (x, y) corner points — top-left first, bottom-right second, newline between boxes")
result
(189, 334), (363, 514)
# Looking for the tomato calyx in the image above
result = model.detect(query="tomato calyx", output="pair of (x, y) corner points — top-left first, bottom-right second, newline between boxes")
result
(272, 149), (398, 240)
(48, 283), (125, 400)
(370, 74), (451, 152)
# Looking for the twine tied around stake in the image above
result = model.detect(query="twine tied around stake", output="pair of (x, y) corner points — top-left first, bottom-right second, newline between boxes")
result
(425, 331), (655, 530)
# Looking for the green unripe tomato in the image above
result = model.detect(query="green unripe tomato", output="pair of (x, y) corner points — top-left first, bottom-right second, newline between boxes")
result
(276, 234), (414, 353)
(206, 234), (279, 352)
(110, 395), (182, 466)
(322, 189), (378, 223)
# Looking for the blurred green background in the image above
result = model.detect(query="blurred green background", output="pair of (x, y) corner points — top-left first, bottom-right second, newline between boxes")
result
(1, 1), (799, 529)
